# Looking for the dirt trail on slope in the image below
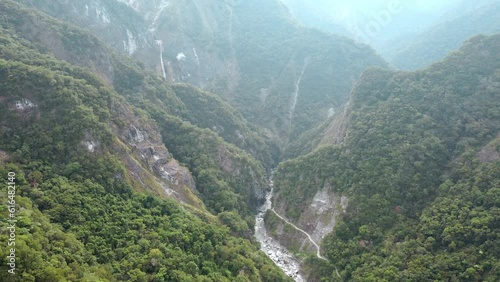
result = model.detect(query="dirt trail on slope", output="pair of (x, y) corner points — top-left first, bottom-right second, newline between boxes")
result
(270, 209), (327, 260)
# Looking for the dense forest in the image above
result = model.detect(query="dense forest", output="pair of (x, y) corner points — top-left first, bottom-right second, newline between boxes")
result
(273, 34), (500, 281)
(14, 0), (388, 151)
(0, 2), (292, 281)
(0, 0), (499, 281)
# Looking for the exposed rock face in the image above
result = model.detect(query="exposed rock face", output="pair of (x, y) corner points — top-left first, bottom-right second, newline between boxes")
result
(82, 140), (99, 153)
(110, 101), (198, 206)
(18, 0), (150, 59)
(265, 210), (316, 254)
(215, 144), (266, 204)
(3, 93), (40, 122)
(4, 0), (271, 216)
(252, 177), (266, 205)
(128, 126), (145, 144)
(255, 189), (305, 281)
(271, 184), (348, 251)
(296, 185), (348, 243)
(12, 98), (36, 110)
(318, 102), (352, 146)
(1, 1), (117, 84)
(17, 0), (387, 149)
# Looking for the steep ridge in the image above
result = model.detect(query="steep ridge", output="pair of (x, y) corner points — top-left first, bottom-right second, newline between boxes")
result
(271, 34), (500, 281)
(0, 39), (288, 281)
(0, 1), (273, 221)
(16, 0), (151, 58)
(15, 0), (388, 154)
(1, 0), (274, 169)
(284, 101), (352, 159)
(278, 0), (461, 61)
(3, 1), (498, 281)
(229, 0), (387, 147)
(390, 1), (500, 70)
(0, 3), (294, 281)
(278, 0), (352, 38)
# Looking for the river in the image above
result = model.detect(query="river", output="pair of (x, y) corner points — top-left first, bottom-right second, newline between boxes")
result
(254, 180), (305, 282)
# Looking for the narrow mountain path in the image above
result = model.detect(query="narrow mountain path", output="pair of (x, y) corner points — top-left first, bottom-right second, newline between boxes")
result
(270, 208), (327, 260)
(270, 206), (343, 280)
(256, 188), (305, 281)
(257, 177), (339, 281)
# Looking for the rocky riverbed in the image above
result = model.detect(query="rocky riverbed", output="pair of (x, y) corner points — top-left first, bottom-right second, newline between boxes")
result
(255, 181), (305, 281)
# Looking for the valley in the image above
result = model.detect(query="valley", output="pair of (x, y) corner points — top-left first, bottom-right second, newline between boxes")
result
(255, 185), (305, 281)
(0, 0), (499, 281)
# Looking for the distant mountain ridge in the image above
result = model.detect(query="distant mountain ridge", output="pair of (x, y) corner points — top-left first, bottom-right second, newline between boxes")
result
(15, 0), (387, 155)
(271, 34), (500, 281)
(390, 0), (500, 70)
(0, 1), (295, 280)
(2, 1), (498, 281)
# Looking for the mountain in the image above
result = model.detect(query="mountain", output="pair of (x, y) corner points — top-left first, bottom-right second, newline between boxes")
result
(270, 34), (500, 281)
(278, 0), (461, 59)
(439, 0), (499, 21)
(277, 0), (353, 38)
(15, 0), (387, 154)
(0, 1), (293, 280)
(0, 0), (282, 222)
(1, 0), (499, 281)
(278, 0), (500, 71)
(390, 0), (500, 70)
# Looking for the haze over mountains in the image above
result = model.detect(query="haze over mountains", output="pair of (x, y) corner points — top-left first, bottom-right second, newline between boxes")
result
(391, 0), (500, 69)
(0, 0), (499, 281)
(18, 0), (388, 156)
(281, 0), (500, 69)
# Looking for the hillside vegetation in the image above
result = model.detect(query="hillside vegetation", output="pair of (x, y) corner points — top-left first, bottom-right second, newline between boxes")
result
(14, 0), (387, 154)
(273, 34), (500, 281)
(1, 1), (499, 281)
(0, 2), (292, 281)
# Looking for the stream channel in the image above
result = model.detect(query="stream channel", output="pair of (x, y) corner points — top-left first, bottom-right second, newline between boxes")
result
(254, 179), (305, 281)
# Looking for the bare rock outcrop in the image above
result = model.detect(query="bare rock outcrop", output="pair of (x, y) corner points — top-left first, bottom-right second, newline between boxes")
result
(109, 101), (200, 207)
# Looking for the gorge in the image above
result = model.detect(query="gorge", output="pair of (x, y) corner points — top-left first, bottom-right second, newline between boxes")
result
(0, 1), (499, 281)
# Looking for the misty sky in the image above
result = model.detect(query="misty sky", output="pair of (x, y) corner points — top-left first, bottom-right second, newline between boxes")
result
(280, 0), (478, 45)
(302, 0), (461, 21)
(322, 0), (453, 11)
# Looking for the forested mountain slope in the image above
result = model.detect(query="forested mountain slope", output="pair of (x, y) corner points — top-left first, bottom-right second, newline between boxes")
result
(15, 0), (387, 152)
(390, 1), (500, 70)
(0, 0), (274, 168)
(2, 1), (498, 281)
(272, 34), (500, 281)
(0, 2), (292, 281)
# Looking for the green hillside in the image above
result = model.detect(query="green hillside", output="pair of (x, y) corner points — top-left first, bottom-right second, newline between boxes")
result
(1, 1), (498, 281)
(13, 0), (387, 154)
(0, 2), (292, 281)
(273, 34), (500, 281)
